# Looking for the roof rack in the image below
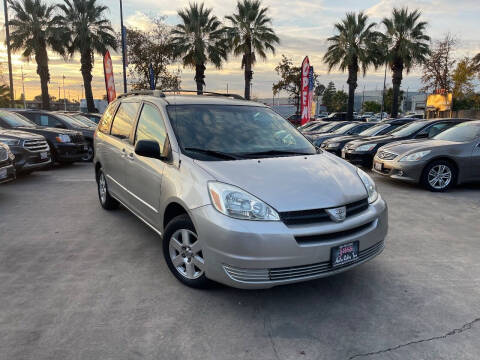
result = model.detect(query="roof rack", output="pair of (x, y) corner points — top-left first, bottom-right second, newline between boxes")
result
(116, 89), (244, 100)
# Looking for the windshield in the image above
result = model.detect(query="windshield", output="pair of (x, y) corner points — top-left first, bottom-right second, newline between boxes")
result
(167, 105), (316, 160)
(306, 123), (328, 132)
(433, 122), (480, 142)
(72, 114), (97, 127)
(332, 123), (358, 134)
(312, 121), (341, 133)
(389, 122), (426, 138)
(0, 111), (36, 128)
(55, 113), (91, 128)
(359, 124), (389, 136)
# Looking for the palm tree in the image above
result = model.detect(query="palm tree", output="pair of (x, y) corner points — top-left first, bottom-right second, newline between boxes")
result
(226, 0), (279, 100)
(323, 12), (383, 121)
(171, 3), (229, 94)
(57, 0), (116, 112)
(382, 8), (430, 117)
(8, 0), (66, 110)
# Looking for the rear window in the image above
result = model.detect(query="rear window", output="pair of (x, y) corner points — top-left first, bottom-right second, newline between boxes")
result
(433, 122), (480, 142)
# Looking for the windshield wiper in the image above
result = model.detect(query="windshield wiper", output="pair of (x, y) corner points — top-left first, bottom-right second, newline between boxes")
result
(183, 147), (242, 160)
(241, 150), (313, 158)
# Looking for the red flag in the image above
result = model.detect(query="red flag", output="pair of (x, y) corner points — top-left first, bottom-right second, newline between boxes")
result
(300, 56), (310, 125)
(103, 51), (116, 103)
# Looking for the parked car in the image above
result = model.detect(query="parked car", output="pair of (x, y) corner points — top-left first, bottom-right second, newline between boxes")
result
(286, 113), (302, 126)
(0, 129), (51, 172)
(303, 121), (351, 137)
(315, 111), (328, 119)
(341, 119), (469, 168)
(297, 120), (323, 131)
(80, 112), (102, 124)
(321, 118), (416, 156)
(372, 121), (480, 191)
(309, 122), (376, 147)
(405, 113), (424, 119)
(0, 110), (88, 164)
(319, 112), (347, 121)
(0, 142), (16, 183)
(12, 109), (95, 161)
(94, 90), (388, 289)
(298, 121), (331, 134)
(64, 112), (98, 127)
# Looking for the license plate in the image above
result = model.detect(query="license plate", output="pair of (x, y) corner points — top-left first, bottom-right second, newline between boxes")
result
(374, 162), (383, 171)
(40, 152), (48, 159)
(331, 241), (359, 267)
(0, 168), (6, 179)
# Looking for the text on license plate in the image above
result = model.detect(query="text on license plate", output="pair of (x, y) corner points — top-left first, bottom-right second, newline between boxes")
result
(331, 241), (359, 267)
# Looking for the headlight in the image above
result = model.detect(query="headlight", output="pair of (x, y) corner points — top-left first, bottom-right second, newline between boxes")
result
(357, 168), (378, 204)
(355, 143), (377, 152)
(208, 181), (280, 221)
(0, 137), (20, 146)
(56, 134), (71, 143)
(326, 142), (340, 149)
(399, 150), (431, 162)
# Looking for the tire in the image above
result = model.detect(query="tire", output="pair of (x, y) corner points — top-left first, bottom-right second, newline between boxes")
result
(82, 143), (94, 162)
(421, 160), (457, 192)
(163, 214), (213, 289)
(97, 168), (119, 210)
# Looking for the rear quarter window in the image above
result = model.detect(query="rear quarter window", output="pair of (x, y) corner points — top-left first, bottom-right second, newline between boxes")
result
(98, 102), (118, 134)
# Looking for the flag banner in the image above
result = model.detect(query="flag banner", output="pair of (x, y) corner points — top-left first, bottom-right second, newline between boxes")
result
(308, 66), (315, 119)
(300, 56), (310, 125)
(149, 64), (155, 90)
(103, 51), (116, 103)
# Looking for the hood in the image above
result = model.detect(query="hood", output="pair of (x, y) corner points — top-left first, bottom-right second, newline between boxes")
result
(310, 133), (345, 141)
(16, 126), (79, 135)
(194, 153), (368, 212)
(348, 134), (395, 146)
(0, 129), (44, 140)
(324, 134), (359, 144)
(379, 139), (454, 155)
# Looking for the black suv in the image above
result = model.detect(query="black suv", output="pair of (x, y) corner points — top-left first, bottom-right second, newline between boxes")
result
(0, 128), (51, 172)
(319, 112), (348, 121)
(0, 142), (15, 183)
(342, 118), (470, 167)
(0, 110), (88, 164)
(12, 109), (95, 161)
(321, 118), (416, 156)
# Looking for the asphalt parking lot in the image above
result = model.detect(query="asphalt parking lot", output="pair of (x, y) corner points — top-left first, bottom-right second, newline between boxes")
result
(1, 163), (479, 360)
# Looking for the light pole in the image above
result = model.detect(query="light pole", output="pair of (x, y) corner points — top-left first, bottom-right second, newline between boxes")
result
(3, 0), (14, 107)
(119, 0), (127, 93)
(21, 66), (26, 108)
(63, 75), (66, 111)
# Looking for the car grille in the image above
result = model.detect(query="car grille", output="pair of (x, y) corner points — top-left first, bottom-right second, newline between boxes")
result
(377, 150), (397, 160)
(223, 240), (384, 283)
(294, 221), (375, 244)
(279, 198), (369, 226)
(23, 139), (49, 152)
(70, 134), (85, 143)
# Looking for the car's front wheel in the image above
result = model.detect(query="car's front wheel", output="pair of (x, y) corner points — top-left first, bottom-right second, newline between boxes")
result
(163, 214), (212, 288)
(82, 143), (94, 162)
(422, 160), (457, 192)
(97, 168), (118, 209)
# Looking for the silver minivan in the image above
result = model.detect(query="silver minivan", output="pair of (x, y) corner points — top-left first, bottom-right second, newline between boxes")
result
(94, 91), (388, 289)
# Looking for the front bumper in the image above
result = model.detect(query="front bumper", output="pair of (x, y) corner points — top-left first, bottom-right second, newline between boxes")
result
(341, 149), (374, 167)
(53, 142), (88, 162)
(372, 156), (425, 183)
(0, 163), (16, 184)
(191, 197), (388, 289)
(10, 147), (51, 172)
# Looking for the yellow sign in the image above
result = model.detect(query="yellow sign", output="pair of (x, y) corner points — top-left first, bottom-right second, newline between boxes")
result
(426, 93), (452, 111)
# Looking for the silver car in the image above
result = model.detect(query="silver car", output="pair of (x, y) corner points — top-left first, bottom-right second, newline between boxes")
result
(93, 91), (388, 289)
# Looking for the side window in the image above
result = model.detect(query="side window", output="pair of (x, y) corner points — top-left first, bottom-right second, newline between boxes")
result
(135, 103), (168, 153)
(98, 102), (117, 134)
(350, 124), (370, 134)
(46, 115), (64, 128)
(427, 123), (451, 138)
(381, 125), (399, 135)
(22, 112), (39, 124)
(110, 102), (139, 140)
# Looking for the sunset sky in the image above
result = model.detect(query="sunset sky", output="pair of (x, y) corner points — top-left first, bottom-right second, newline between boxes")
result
(0, 0), (479, 101)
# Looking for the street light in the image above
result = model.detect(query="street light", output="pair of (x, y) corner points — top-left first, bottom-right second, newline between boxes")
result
(3, 0), (14, 107)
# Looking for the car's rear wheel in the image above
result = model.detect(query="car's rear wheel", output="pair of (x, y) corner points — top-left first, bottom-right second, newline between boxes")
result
(163, 214), (212, 288)
(82, 143), (94, 162)
(97, 168), (118, 209)
(421, 160), (456, 192)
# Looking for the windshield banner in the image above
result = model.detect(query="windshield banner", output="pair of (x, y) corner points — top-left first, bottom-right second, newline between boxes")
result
(103, 50), (116, 103)
(300, 56), (310, 125)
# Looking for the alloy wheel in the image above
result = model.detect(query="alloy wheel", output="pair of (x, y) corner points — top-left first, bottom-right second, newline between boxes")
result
(82, 145), (94, 162)
(98, 172), (107, 204)
(168, 229), (204, 280)
(428, 164), (452, 190)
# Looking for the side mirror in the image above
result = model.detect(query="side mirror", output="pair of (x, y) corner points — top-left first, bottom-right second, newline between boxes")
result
(56, 123), (67, 129)
(135, 140), (167, 160)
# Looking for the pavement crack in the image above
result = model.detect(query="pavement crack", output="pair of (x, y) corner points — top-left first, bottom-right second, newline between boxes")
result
(348, 317), (480, 359)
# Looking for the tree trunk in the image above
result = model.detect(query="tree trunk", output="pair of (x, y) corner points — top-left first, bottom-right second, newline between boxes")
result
(391, 60), (403, 118)
(35, 46), (50, 110)
(81, 50), (95, 113)
(244, 41), (252, 100)
(346, 62), (358, 121)
(194, 64), (205, 95)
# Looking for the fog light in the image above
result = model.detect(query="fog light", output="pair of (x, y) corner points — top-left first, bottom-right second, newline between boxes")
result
(397, 170), (403, 176)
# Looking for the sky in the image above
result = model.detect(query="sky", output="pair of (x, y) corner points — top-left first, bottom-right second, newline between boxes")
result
(0, 0), (479, 101)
